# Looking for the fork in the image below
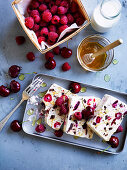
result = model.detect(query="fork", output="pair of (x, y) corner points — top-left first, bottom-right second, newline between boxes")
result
(0, 76), (44, 132)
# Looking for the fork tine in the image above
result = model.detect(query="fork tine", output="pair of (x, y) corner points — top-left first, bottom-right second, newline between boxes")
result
(25, 77), (42, 92)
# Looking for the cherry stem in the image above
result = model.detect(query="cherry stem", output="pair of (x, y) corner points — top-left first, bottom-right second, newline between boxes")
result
(19, 120), (29, 125)
(100, 145), (111, 153)
(21, 72), (37, 75)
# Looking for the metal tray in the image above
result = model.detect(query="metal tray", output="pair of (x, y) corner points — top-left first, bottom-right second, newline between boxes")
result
(22, 74), (127, 154)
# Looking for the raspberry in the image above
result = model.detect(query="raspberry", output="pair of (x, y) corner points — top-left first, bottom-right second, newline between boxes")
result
(60, 104), (68, 115)
(60, 15), (68, 25)
(35, 30), (40, 37)
(76, 17), (84, 26)
(25, 17), (34, 29)
(53, 46), (60, 55)
(54, 129), (63, 137)
(27, 5), (33, 14)
(60, 0), (69, 9)
(40, 20), (48, 27)
(26, 52), (35, 61)
(40, 27), (49, 37)
(49, 1), (55, 9)
(58, 25), (68, 34)
(51, 15), (60, 25)
(35, 124), (45, 133)
(39, 4), (47, 12)
(38, 36), (46, 44)
(58, 6), (67, 15)
(55, 96), (64, 106)
(62, 62), (71, 71)
(47, 39), (55, 45)
(32, 14), (41, 23)
(70, 1), (78, 13)
(56, 0), (62, 6)
(62, 95), (68, 103)
(48, 32), (58, 42)
(48, 25), (56, 32)
(30, 10), (39, 17)
(67, 13), (74, 24)
(45, 51), (54, 60)
(42, 11), (52, 22)
(73, 12), (81, 19)
(44, 94), (52, 102)
(15, 36), (25, 45)
(45, 0), (51, 3)
(74, 112), (82, 120)
(31, 1), (39, 9)
(50, 5), (58, 14)
(32, 24), (40, 31)
(38, 0), (44, 2)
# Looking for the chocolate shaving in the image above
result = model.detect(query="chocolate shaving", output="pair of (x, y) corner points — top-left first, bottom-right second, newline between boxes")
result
(109, 127), (112, 130)
(93, 122), (96, 125)
(104, 127), (106, 131)
(67, 123), (73, 133)
(104, 106), (107, 110)
(73, 101), (80, 111)
(50, 115), (55, 119)
(53, 105), (57, 109)
(49, 89), (54, 91)
(41, 102), (45, 110)
(84, 99), (86, 103)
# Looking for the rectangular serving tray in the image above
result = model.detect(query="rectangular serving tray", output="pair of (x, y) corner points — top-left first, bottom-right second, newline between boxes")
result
(22, 74), (127, 154)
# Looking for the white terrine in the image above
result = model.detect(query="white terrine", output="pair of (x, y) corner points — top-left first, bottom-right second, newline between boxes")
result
(42, 83), (76, 130)
(63, 96), (101, 139)
(87, 94), (127, 141)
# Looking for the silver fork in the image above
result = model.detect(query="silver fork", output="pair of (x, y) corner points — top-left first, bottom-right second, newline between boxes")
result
(0, 76), (44, 132)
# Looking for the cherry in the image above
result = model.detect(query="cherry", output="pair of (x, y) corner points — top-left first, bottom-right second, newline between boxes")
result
(8, 65), (21, 78)
(69, 82), (81, 94)
(44, 94), (52, 102)
(61, 47), (72, 58)
(10, 80), (20, 93)
(35, 124), (45, 133)
(45, 58), (56, 70)
(108, 136), (119, 148)
(54, 129), (63, 137)
(0, 85), (10, 97)
(10, 120), (22, 132)
(74, 112), (82, 120)
(26, 52), (35, 61)
(82, 106), (94, 120)
(54, 122), (61, 128)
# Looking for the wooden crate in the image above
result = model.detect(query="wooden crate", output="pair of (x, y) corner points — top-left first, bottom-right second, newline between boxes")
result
(11, 0), (90, 54)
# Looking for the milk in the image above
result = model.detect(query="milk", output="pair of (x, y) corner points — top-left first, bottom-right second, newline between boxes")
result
(91, 0), (122, 33)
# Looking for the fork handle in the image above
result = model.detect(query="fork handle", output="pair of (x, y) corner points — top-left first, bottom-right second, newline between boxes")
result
(0, 99), (24, 132)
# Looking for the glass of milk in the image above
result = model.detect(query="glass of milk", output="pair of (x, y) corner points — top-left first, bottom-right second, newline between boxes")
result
(91, 0), (122, 33)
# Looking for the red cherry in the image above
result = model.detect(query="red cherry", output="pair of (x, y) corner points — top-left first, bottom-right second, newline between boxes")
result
(61, 47), (72, 58)
(8, 65), (21, 78)
(74, 112), (82, 120)
(54, 122), (61, 128)
(54, 129), (63, 137)
(10, 80), (20, 93)
(10, 120), (22, 132)
(82, 106), (94, 120)
(26, 52), (35, 61)
(35, 124), (45, 133)
(45, 58), (56, 70)
(0, 85), (10, 97)
(69, 82), (81, 94)
(108, 136), (119, 148)
(44, 94), (52, 102)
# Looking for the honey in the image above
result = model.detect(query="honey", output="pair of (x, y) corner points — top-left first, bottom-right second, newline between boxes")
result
(79, 42), (107, 70)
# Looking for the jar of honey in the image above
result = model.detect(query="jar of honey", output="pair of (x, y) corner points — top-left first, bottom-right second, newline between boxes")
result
(77, 35), (114, 72)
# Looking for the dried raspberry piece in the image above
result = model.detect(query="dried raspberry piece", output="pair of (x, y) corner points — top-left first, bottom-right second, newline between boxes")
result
(51, 15), (60, 25)
(48, 25), (56, 32)
(60, 104), (68, 115)
(70, 1), (78, 13)
(58, 6), (67, 15)
(33, 14), (41, 23)
(31, 1), (39, 9)
(25, 17), (34, 29)
(60, 15), (68, 25)
(45, 51), (54, 60)
(35, 124), (45, 133)
(60, 0), (69, 9)
(44, 94), (52, 102)
(76, 17), (84, 26)
(54, 129), (63, 137)
(39, 4), (47, 12)
(30, 10), (39, 17)
(50, 5), (58, 14)
(112, 100), (118, 108)
(58, 25), (68, 34)
(74, 112), (82, 120)
(116, 125), (123, 133)
(53, 46), (60, 55)
(56, 0), (62, 6)
(96, 116), (101, 123)
(26, 52), (35, 61)
(40, 20), (48, 27)
(15, 36), (25, 45)
(32, 24), (40, 31)
(40, 27), (49, 37)
(67, 13), (74, 24)
(62, 62), (71, 71)
(48, 32), (58, 42)
(38, 36), (46, 44)
(42, 11), (52, 22)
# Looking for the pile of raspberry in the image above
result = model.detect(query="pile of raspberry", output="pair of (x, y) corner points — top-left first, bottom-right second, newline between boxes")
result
(25, 0), (85, 46)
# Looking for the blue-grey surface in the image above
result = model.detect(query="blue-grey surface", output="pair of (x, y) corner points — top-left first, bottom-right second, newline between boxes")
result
(0, 0), (127, 170)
